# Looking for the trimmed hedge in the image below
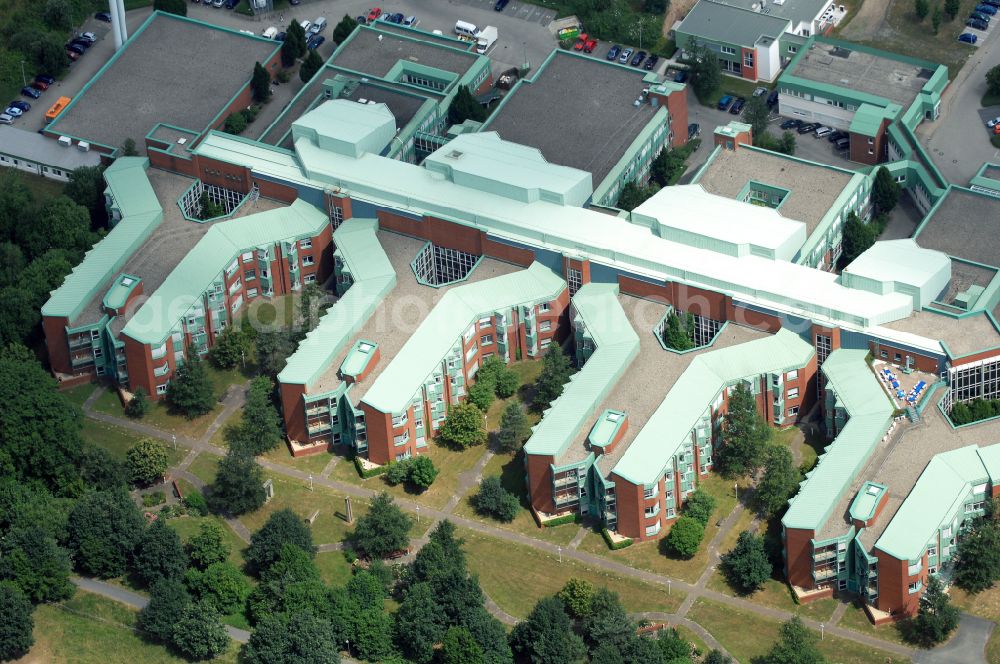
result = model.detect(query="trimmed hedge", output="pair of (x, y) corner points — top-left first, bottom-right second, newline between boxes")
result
(543, 513), (580, 528)
(354, 456), (387, 479)
(602, 528), (633, 550)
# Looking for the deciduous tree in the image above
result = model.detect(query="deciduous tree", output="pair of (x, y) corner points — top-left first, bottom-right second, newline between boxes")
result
(209, 327), (251, 370)
(0, 582), (34, 662)
(187, 522), (230, 570)
(408, 455), (438, 489)
(185, 561), (251, 614)
(558, 577), (595, 618)
(395, 582), (446, 663)
(135, 517), (188, 586)
(66, 489), (145, 578)
(743, 94), (771, 138)
(687, 43), (721, 101)
(138, 578), (191, 642)
(65, 165), (108, 229)
(904, 575), (960, 646)
(954, 515), (1000, 592)
(0, 527), (74, 603)
(987, 64), (1000, 96)
(208, 448), (267, 516)
(872, 166), (902, 216)
(682, 487), (716, 525)
(439, 402), (487, 449)
(756, 445), (801, 516)
(664, 516), (704, 559)
(447, 85), (487, 125)
(840, 211), (877, 267)
(246, 508), (316, 575)
(442, 626), (484, 664)
(944, 0), (960, 18)
(471, 475), (519, 522)
(242, 610), (341, 664)
(720, 530), (772, 594)
(510, 596), (586, 664)
(352, 492), (411, 559)
(760, 616), (825, 664)
(914, 0), (929, 20)
(125, 387), (149, 419)
(167, 351), (215, 419)
(171, 600), (230, 660)
(126, 438), (169, 487)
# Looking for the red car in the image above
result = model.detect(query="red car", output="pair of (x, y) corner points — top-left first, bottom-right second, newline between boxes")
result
(367, 7), (381, 21)
(573, 33), (588, 50)
(32, 80), (50, 90)
(65, 49), (80, 61)
(583, 38), (597, 53)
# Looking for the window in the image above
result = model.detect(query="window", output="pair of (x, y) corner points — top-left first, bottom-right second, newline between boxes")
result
(743, 52), (754, 68)
(567, 268), (582, 296)
(156, 384), (168, 395)
(247, 288), (259, 298)
(927, 546), (937, 557)
(786, 387), (799, 399)
(787, 406), (800, 417)
(539, 302), (550, 313)
(244, 269), (256, 282)
(720, 45), (736, 55)
(786, 370), (798, 381)
(225, 259), (239, 276)
(644, 504), (659, 517)
(241, 251), (253, 263)
(93, 347), (103, 357)
(540, 338), (551, 350)
(302, 255), (314, 266)
(880, 350), (889, 359)
(538, 320), (552, 333)
(300, 238), (312, 249)
(478, 316), (492, 328)
(788, 45), (798, 53)
(894, 353), (902, 362)
(838, 579), (848, 590)
(304, 274), (317, 284)
(480, 334), (494, 346)
(908, 581), (921, 593)
(966, 501), (986, 513)
(644, 486), (658, 499)
(645, 523), (661, 537)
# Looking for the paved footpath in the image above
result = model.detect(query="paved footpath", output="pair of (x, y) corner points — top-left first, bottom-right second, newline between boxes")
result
(83, 387), (918, 661)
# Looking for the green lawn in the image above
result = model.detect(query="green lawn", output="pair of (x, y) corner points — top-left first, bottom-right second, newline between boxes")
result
(688, 598), (910, 664)
(27, 590), (239, 663)
(836, 599), (909, 647)
(212, 410), (332, 477)
(697, 75), (768, 109)
(577, 474), (749, 584)
(187, 453), (221, 485)
(91, 366), (249, 440)
(315, 550), (354, 586)
(461, 529), (684, 620)
(63, 383), (97, 409)
(328, 440), (489, 511)
(706, 572), (838, 622)
(12, 169), (67, 201)
(166, 514), (248, 569)
(452, 451), (581, 547)
(80, 419), (185, 467)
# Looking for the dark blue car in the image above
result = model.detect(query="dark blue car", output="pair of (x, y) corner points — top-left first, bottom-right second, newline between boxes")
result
(9, 100), (30, 112)
(21, 86), (41, 99)
(606, 44), (621, 61)
(959, 32), (979, 42)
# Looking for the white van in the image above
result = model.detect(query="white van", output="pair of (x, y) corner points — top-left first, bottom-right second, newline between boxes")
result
(261, 26), (277, 39)
(309, 17), (327, 34)
(300, 19), (311, 33)
(454, 20), (479, 38)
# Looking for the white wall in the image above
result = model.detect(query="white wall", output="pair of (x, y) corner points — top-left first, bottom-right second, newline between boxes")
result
(756, 40), (783, 82)
(0, 155), (72, 181)
(777, 96), (855, 129)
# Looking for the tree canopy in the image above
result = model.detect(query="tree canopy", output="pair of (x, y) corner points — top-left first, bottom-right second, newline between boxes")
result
(246, 508), (316, 576)
(167, 351), (215, 419)
(510, 596), (587, 664)
(0, 582), (34, 662)
(687, 43), (721, 101)
(171, 600), (231, 660)
(187, 522), (231, 570)
(447, 86), (488, 125)
(251, 61), (272, 102)
(720, 530), (772, 594)
(664, 516), (704, 559)
(534, 344), (573, 409)
(135, 517), (188, 586)
(497, 402), (531, 453)
(208, 448), (267, 516)
(471, 475), (519, 522)
(717, 382), (771, 477)
(352, 492), (412, 559)
(760, 616), (825, 664)
(66, 489), (146, 578)
(126, 438), (170, 487)
(682, 488), (716, 525)
(439, 402), (487, 449)
(755, 445), (801, 517)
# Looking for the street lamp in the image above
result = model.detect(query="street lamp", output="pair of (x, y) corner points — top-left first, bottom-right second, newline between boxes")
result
(20, 60), (26, 87)
(734, 482), (738, 500)
(171, 434), (177, 451)
(345, 639), (351, 657)
(668, 580), (672, 595)
(558, 546), (562, 563)
(820, 623), (824, 640)
(309, 474), (314, 491)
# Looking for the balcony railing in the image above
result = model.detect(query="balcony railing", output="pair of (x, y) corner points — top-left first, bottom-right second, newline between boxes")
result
(814, 549), (837, 562)
(554, 492), (579, 506)
(554, 475), (577, 488)
(69, 338), (92, 350)
(814, 567), (836, 581)
(307, 421), (332, 434)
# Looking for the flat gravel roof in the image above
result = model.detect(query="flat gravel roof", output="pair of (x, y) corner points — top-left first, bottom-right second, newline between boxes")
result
(331, 26), (478, 79)
(486, 52), (657, 188)
(916, 188), (1000, 269)
(52, 13), (278, 151)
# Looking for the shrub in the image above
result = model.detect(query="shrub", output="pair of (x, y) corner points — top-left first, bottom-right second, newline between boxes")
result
(471, 476), (519, 522)
(354, 455), (388, 479)
(664, 516), (704, 559)
(125, 388), (149, 419)
(224, 112), (247, 135)
(142, 491), (166, 507)
(385, 460), (410, 486)
(543, 513), (579, 527)
(183, 491), (209, 516)
(682, 488), (716, 525)
(408, 455), (438, 489)
(127, 438), (169, 487)
(601, 528), (633, 550)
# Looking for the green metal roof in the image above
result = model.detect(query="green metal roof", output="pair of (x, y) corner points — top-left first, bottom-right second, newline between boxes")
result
(782, 349), (895, 531)
(848, 103), (895, 138)
(291, 99), (397, 158)
(362, 262), (566, 414)
(849, 482), (887, 523)
(102, 274), (141, 311)
(589, 410), (626, 451)
(122, 199), (328, 345)
(676, 0), (791, 48)
(613, 329), (813, 485)
(341, 340), (379, 379)
(41, 157), (163, 322)
(875, 445), (997, 560)
(523, 283), (640, 458)
(278, 219), (395, 387)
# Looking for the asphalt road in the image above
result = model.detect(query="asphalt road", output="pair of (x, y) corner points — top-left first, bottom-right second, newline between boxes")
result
(919, 16), (1000, 185)
(912, 613), (994, 664)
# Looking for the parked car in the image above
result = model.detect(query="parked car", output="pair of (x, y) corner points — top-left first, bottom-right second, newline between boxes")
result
(78, 32), (97, 43)
(225, 0), (239, 8)
(32, 80), (50, 91)
(308, 17), (326, 34)
(65, 49), (80, 60)
(367, 7), (382, 21)
(388, 12), (404, 23)
(403, 15), (419, 26)
(630, 50), (646, 67)
(718, 94), (734, 111)
(673, 69), (688, 83)
(618, 47), (634, 64)
(355, 16), (367, 24)
(688, 123), (701, 140)
(95, 11), (112, 21)
(4, 106), (23, 118)
(69, 39), (92, 50)
(752, 86), (768, 97)
(767, 89), (779, 107)
(21, 86), (41, 99)
(984, 0), (1000, 6)
(211, 0), (225, 7)
(35, 74), (55, 85)
(977, 4), (997, 14)
(573, 34), (588, 50)
(495, 0), (510, 9)
(827, 130), (848, 142)
(583, 38), (597, 53)
(730, 97), (746, 114)
(835, 137), (850, 150)
(275, 31), (287, 41)
(307, 35), (325, 49)
(797, 122), (821, 134)
(300, 20), (311, 32)
(606, 44), (621, 60)
(970, 11), (991, 22)
(0, 114), (13, 125)
(8, 100), (30, 112)
(959, 32), (979, 42)
(815, 126), (833, 138)
(66, 43), (86, 55)
(993, 123), (1000, 135)
(644, 54), (659, 70)
(986, 115), (1000, 127)
(968, 17), (989, 29)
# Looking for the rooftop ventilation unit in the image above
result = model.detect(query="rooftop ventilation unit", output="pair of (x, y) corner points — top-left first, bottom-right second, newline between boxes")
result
(358, 98), (368, 104)
(78, 141), (90, 152)
(177, 138), (187, 146)
(58, 136), (72, 148)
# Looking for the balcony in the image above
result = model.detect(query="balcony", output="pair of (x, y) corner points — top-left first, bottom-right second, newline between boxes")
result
(68, 337), (92, 350)
(554, 475), (577, 488)
(814, 549), (837, 563)
(307, 421), (332, 435)
(554, 492), (579, 506)
(305, 403), (328, 416)
(814, 567), (836, 581)
(153, 363), (170, 378)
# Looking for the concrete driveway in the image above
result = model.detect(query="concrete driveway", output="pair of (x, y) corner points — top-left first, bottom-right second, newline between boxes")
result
(918, 14), (1000, 185)
(912, 613), (994, 664)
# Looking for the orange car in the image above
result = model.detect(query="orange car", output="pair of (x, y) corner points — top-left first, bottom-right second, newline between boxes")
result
(573, 33), (588, 50)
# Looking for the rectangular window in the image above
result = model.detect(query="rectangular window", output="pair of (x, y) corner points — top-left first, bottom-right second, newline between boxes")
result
(786, 387), (799, 400)
(480, 334), (494, 346)
(247, 288), (259, 298)
(244, 269), (256, 282)
(539, 338), (551, 350)
(304, 274), (317, 284)
(539, 320), (552, 332)
(478, 316), (492, 328)
(156, 384), (168, 395)
(241, 251), (253, 263)
(788, 45), (798, 53)
(720, 46), (736, 55)
(539, 302), (551, 312)
(300, 238), (312, 249)
(743, 52), (754, 68)
(302, 255), (314, 266)
(786, 370), (798, 381)
(908, 581), (920, 593)
(838, 579), (847, 590)
(644, 504), (659, 517)
(644, 486), (657, 499)
(567, 268), (582, 297)
(894, 353), (902, 362)
(927, 546), (937, 557)
(787, 406), (800, 417)
(225, 258), (239, 277)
